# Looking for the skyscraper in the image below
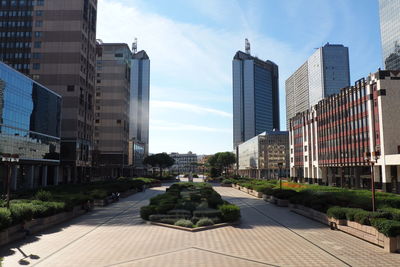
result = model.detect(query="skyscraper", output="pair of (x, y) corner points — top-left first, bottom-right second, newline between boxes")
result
(0, 0), (97, 182)
(379, 0), (400, 70)
(130, 42), (150, 156)
(232, 40), (279, 148)
(94, 42), (131, 177)
(285, 43), (350, 128)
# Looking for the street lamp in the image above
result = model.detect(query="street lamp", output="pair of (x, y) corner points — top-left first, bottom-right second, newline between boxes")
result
(1, 153), (20, 208)
(364, 151), (380, 212)
(278, 162), (283, 190)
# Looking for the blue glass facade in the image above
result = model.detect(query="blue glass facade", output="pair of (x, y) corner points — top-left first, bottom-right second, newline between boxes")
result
(379, 0), (400, 70)
(254, 64), (273, 134)
(0, 62), (61, 162)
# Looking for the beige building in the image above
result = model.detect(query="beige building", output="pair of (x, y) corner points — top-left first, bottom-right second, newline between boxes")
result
(237, 131), (289, 179)
(94, 42), (131, 177)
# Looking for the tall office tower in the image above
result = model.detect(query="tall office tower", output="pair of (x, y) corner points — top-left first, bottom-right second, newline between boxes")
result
(130, 40), (150, 156)
(379, 0), (400, 70)
(94, 42), (131, 177)
(232, 40), (279, 148)
(0, 0), (97, 183)
(285, 43), (350, 128)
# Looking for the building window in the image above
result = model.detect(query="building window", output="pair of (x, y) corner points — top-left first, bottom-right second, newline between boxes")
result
(96, 92), (100, 96)
(34, 31), (42, 37)
(36, 0), (45, 6)
(305, 156), (308, 161)
(96, 79), (101, 83)
(35, 21), (43, 27)
(304, 145), (307, 152)
(117, 120), (121, 124)
(32, 74), (40, 80)
(67, 85), (75, 92)
(36, 10), (43, 16)
(34, 41), (41, 48)
(95, 119), (99, 123)
(115, 53), (123, 58)
(32, 52), (41, 59)
(32, 63), (40, 70)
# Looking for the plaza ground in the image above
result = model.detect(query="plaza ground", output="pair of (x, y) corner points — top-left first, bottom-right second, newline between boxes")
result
(1, 181), (400, 266)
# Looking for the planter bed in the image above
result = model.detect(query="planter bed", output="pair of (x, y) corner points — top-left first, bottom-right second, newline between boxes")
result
(148, 220), (239, 232)
(0, 205), (87, 247)
(289, 204), (330, 226)
(232, 185), (263, 198)
(220, 183), (233, 187)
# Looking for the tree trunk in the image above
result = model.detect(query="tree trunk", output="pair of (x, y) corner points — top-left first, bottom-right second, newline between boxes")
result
(160, 167), (163, 178)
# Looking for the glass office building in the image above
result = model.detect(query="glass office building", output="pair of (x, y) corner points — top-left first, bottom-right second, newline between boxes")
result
(0, 62), (61, 190)
(379, 0), (400, 70)
(233, 51), (279, 148)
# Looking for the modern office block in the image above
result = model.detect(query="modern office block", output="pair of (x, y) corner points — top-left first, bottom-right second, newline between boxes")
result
(285, 43), (350, 128)
(232, 44), (279, 149)
(130, 47), (150, 156)
(0, 0), (97, 182)
(379, 0), (400, 70)
(94, 42), (131, 178)
(237, 131), (289, 179)
(169, 152), (198, 173)
(0, 62), (61, 189)
(289, 70), (400, 193)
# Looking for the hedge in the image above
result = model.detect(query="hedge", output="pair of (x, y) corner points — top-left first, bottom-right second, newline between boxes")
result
(0, 208), (11, 231)
(193, 209), (222, 218)
(219, 204), (240, 222)
(370, 218), (400, 237)
(174, 219), (193, 228)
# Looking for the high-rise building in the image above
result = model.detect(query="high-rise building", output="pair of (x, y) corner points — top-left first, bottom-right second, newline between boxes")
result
(232, 40), (279, 148)
(169, 151), (198, 173)
(94, 42), (131, 177)
(285, 43), (350, 128)
(379, 0), (400, 70)
(0, 0), (97, 183)
(0, 62), (61, 189)
(130, 42), (150, 156)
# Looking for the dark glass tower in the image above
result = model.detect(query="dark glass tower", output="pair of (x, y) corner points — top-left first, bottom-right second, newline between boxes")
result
(379, 0), (400, 70)
(232, 50), (279, 148)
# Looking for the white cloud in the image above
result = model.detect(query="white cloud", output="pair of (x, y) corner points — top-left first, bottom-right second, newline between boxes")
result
(151, 100), (232, 118)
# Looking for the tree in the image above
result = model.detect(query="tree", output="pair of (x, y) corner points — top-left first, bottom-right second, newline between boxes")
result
(143, 153), (175, 178)
(207, 152), (236, 177)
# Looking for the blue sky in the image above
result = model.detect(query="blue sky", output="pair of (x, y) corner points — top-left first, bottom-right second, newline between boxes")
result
(97, 0), (382, 155)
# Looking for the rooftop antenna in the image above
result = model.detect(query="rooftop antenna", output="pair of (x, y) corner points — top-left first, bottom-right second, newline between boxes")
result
(132, 38), (137, 54)
(245, 38), (251, 54)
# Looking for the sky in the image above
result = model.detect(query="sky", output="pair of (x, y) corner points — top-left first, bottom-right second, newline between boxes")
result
(97, 0), (383, 155)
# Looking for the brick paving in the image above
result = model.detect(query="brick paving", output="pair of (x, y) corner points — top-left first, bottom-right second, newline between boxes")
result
(1, 184), (400, 267)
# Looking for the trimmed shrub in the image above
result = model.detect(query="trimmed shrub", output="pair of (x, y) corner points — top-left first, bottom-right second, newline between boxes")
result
(196, 217), (214, 227)
(345, 208), (365, 221)
(10, 203), (34, 224)
(89, 189), (108, 199)
(370, 218), (400, 237)
(175, 200), (197, 212)
(174, 219), (193, 228)
(327, 206), (348, 220)
(219, 204), (240, 222)
(193, 209), (221, 218)
(272, 189), (297, 200)
(206, 191), (224, 208)
(167, 209), (191, 216)
(0, 208), (12, 231)
(35, 190), (52, 202)
(140, 205), (158, 220)
(149, 214), (189, 222)
(379, 207), (400, 221)
(353, 210), (391, 225)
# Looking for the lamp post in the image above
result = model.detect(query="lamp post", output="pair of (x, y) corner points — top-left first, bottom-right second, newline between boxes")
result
(364, 151), (379, 212)
(278, 162), (283, 190)
(1, 153), (20, 209)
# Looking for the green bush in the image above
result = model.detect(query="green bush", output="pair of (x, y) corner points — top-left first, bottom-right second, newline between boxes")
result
(221, 179), (234, 185)
(35, 190), (52, 202)
(327, 206), (348, 220)
(353, 210), (391, 225)
(175, 200), (197, 212)
(370, 218), (400, 237)
(379, 207), (400, 221)
(149, 214), (189, 222)
(140, 205), (158, 220)
(196, 217), (214, 227)
(345, 208), (365, 221)
(0, 208), (12, 231)
(219, 204), (240, 222)
(10, 203), (34, 224)
(174, 219), (193, 228)
(89, 189), (108, 199)
(272, 189), (297, 200)
(193, 208), (222, 218)
(167, 209), (191, 216)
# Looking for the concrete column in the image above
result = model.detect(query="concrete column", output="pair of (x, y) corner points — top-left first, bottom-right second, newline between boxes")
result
(381, 165), (391, 192)
(321, 167), (328, 184)
(355, 167), (361, 189)
(41, 165), (48, 187)
(54, 166), (59, 186)
(67, 167), (72, 183)
(10, 165), (18, 190)
(373, 166), (381, 182)
(27, 165), (34, 189)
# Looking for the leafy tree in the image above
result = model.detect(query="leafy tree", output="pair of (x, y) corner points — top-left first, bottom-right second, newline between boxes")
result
(143, 153), (175, 178)
(207, 152), (236, 177)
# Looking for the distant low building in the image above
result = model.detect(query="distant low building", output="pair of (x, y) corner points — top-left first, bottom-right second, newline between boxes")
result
(237, 131), (289, 179)
(169, 152), (198, 173)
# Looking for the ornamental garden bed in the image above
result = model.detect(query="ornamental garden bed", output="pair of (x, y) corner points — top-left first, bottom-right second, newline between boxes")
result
(140, 182), (240, 230)
(226, 177), (400, 253)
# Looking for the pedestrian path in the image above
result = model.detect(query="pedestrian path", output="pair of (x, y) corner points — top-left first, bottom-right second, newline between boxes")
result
(1, 185), (400, 266)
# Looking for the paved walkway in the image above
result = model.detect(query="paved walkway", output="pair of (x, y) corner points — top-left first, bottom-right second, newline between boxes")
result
(1, 185), (400, 266)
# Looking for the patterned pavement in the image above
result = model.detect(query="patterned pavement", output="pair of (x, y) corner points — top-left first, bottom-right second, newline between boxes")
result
(1, 184), (400, 267)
